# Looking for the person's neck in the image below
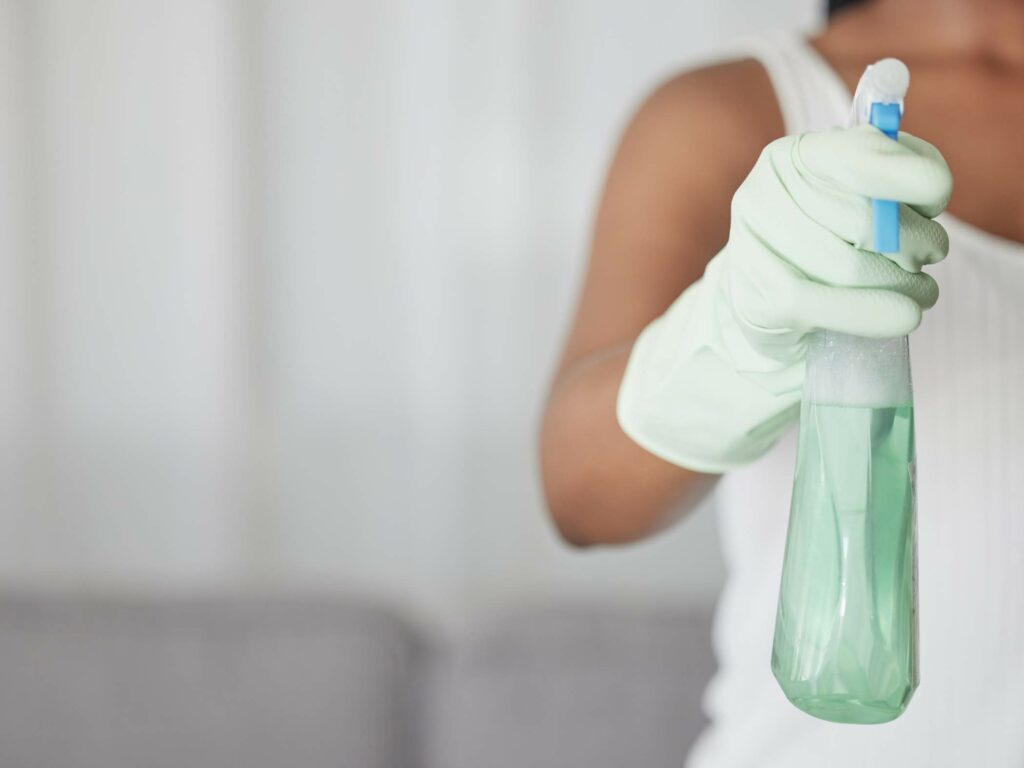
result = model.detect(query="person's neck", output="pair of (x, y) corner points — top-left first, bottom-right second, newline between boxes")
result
(825, 0), (1024, 70)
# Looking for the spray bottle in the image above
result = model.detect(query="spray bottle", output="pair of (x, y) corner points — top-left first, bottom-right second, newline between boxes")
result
(771, 59), (918, 725)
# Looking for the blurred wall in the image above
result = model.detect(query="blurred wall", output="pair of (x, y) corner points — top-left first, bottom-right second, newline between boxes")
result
(0, 0), (818, 623)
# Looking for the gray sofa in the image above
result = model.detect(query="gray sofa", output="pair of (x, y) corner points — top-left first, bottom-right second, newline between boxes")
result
(0, 594), (715, 767)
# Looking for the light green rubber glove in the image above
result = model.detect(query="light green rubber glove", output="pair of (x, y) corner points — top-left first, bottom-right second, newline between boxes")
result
(616, 124), (953, 473)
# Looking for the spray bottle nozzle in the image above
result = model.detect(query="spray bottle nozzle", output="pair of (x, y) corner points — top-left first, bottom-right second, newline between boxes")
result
(850, 58), (909, 254)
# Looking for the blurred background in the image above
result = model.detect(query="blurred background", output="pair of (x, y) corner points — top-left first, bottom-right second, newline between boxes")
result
(0, 1), (821, 764)
(0, 0), (818, 623)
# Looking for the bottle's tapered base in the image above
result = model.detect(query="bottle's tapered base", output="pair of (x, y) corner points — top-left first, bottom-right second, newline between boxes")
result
(782, 691), (911, 725)
(772, 659), (915, 724)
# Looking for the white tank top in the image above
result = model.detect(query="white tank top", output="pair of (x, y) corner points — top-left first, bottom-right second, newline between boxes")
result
(688, 33), (1024, 768)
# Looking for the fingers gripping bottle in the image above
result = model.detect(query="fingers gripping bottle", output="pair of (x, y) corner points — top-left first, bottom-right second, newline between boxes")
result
(771, 59), (919, 725)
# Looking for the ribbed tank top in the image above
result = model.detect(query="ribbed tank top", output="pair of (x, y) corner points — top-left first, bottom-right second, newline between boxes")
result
(688, 33), (1024, 768)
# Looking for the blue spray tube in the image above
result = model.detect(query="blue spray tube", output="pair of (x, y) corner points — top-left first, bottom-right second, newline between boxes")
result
(771, 59), (919, 725)
(870, 101), (902, 252)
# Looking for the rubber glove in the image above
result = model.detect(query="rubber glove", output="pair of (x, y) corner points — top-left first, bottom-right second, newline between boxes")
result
(616, 125), (952, 473)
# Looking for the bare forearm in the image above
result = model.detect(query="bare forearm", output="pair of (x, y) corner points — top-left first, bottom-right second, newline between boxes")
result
(539, 343), (718, 546)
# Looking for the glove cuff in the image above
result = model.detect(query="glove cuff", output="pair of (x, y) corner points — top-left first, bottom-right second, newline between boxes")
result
(616, 272), (803, 473)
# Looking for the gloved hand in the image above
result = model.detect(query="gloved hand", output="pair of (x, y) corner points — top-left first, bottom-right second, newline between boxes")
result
(616, 124), (953, 473)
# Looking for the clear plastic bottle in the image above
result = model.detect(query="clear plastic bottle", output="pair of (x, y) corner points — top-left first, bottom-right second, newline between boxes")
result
(771, 59), (919, 725)
(771, 332), (917, 724)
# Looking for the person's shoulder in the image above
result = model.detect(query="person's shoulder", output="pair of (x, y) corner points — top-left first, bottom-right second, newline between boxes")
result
(633, 57), (783, 154)
(609, 57), (784, 208)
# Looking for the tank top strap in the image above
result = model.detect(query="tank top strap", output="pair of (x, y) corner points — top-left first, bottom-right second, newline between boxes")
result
(722, 31), (853, 134)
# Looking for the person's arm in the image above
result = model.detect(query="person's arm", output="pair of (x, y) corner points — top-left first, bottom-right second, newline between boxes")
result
(540, 60), (783, 546)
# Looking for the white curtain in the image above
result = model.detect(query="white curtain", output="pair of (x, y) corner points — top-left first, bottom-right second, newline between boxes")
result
(0, 0), (817, 621)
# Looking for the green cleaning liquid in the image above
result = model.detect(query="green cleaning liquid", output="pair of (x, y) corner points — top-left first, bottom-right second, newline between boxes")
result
(771, 400), (918, 724)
